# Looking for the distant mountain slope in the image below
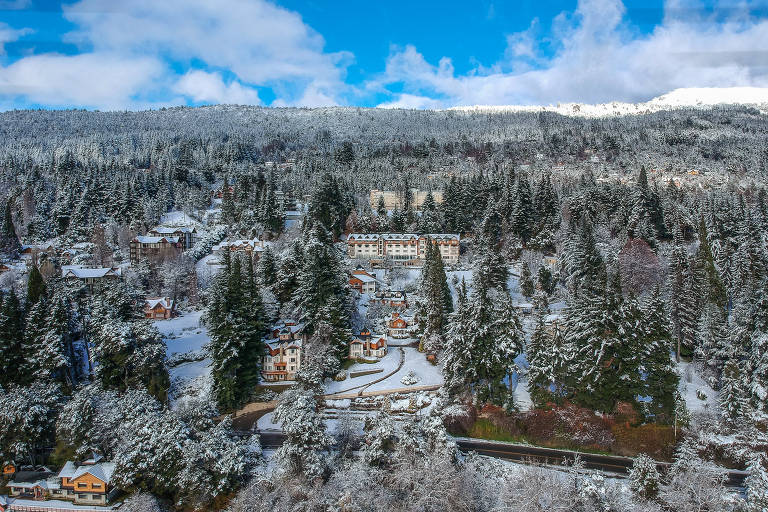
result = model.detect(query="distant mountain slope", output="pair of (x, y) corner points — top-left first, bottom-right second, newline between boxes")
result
(449, 87), (768, 117)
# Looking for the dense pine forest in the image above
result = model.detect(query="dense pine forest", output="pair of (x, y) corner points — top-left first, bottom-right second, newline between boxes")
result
(0, 104), (768, 511)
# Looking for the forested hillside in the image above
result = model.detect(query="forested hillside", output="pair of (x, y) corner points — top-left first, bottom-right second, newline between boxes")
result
(0, 104), (767, 511)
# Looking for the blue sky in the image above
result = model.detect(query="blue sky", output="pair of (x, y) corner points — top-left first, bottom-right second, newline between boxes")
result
(0, 0), (766, 110)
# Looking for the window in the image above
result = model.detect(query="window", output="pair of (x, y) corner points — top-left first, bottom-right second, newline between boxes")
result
(78, 483), (87, 488)
(79, 494), (88, 500)
(290, 357), (296, 362)
(92, 483), (101, 489)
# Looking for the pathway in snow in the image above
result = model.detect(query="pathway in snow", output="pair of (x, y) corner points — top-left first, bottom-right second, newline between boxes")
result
(325, 348), (406, 397)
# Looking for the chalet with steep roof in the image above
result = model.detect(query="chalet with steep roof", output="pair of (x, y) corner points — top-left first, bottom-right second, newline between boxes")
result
(144, 297), (176, 320)
(262, 320), (306, 382)
(386, 312), (414, 339)
(349, 272), (377, 295)
(6, 456), (117, 507)
(62, 267), (121, 293)
(349, 330), (387, 359)
(212, 238), (265, 261)
(371, 290), (408, 309)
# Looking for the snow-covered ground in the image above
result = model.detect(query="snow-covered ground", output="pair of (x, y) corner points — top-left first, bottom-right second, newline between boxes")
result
(449, 86), (768, 117)
(159, 210), (203, 228)
(366, 347), (443, 392)
(324, 348), (402, 394)
(678, 361), (719, 413)
(155, 310), (212, 405)
(155, 310), (208, 357)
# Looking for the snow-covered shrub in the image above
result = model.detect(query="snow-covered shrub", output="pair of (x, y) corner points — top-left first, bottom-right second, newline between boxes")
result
(121, 492), (165, 512)
(629, 454), (660, 500)
(400, 370), (420, 386)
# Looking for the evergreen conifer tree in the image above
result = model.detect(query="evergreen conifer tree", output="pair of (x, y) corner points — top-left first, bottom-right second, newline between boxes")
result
(0, 199), (20, 257)
(0, 290), (25, 388)
(444, 246), (523, 407)
(520, 262), (535, 299)
(26, 265), (46, 306)
(418, 238), (452, 353)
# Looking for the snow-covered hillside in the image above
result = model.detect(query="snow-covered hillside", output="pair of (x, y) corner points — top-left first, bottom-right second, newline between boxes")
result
(449, 87), (768, 117)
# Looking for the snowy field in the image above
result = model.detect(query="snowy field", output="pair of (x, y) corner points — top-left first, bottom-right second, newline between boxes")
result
(155, 310), (209, 357)
(159, 210), (203, 228)
(366, 348), (443, 392)
(155, 310), (212, 405)
(323, 348), (402, 394)
(677, 361), (719, 412)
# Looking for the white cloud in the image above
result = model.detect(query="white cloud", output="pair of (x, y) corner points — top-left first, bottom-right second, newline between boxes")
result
(375, 0), (768, 107)
(0, 0), (32, 9)
(63, 0), (350, 105)
(0, 53), (165, 109)
(174, 70), (261, 105)
(0, 22), (31, 55)
(0, 0), (349, 109)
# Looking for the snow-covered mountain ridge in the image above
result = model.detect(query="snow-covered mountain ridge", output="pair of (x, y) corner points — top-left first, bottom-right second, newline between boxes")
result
(448, 87), (768, 117)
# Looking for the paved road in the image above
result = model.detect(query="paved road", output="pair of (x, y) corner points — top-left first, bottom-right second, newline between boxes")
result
(252, 431), (748, 487)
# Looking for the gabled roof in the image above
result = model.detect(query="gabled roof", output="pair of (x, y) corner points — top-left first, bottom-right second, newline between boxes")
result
(62, 267), (120, 279)
(145, 297), (174, 310)
(59, 461), (115, 485)
(351, 274), (377, 283)
(150, 226), (195, 235)
(133, 235), (180, 244)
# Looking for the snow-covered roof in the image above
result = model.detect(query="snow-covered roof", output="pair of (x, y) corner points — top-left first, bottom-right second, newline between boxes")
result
(212, 238), (264, 252)
(58, 461), (115, 485)
(424, 233), (461, 241)
(351, 274), (377, 283)
(57, 461), (76, 479)
(1, 496), (117, 510)
(274, 322), (304, 335)
(348, 233), (419, 242)
(133, 235), (180, 244)
(150, 226), (195, 235)
(82, 453), (103, 465)
(62, 267), (120, 279)
(347, 233), (460, 242)
(145, 297), (174, 310)
(21, 242), (55, 251)
(266, 338), (303, 351)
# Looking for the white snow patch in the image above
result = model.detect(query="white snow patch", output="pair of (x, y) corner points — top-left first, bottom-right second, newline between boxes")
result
(677, 361), (718, 413)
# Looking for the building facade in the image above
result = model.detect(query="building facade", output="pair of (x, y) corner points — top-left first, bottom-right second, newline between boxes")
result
(349, 272), (377, 294)
(346, 233), (460, 266)
(349, 330), (387, 359)
(262, 320), (305, 382)
(144, 297), (176, 320)
(386, 312), (414, 339)
(7, 458), (116, 507)
(129, 236), (182, 265)
(148, 226), (198, 250)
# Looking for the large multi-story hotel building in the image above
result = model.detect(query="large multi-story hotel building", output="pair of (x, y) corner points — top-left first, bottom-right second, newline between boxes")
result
(346, 233), (460, 265)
